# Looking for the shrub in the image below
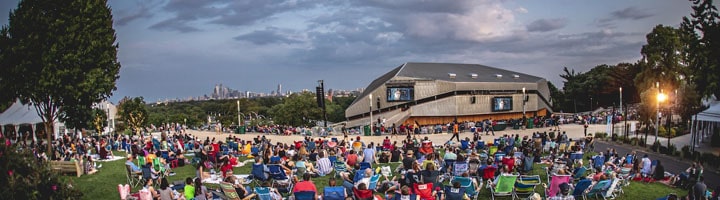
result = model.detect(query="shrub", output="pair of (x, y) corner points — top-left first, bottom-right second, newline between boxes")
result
(651, 141), (662, 152)
(0, 143), (83, 199)
(658, 126), (667, 137)
(594, 132), (607, 139)
(630, 138), (639, 146)
(681, 146), (691, 159)
(667, 144), (676, 156)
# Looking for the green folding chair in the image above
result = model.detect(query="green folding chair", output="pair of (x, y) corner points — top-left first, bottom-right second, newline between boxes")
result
(514, 175), (541, 199)
(137, 156), (146, 167)
(490, 174), (518, 200)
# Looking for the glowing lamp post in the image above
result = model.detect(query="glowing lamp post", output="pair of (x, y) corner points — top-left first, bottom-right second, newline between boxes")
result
(655, 91), (667, 143)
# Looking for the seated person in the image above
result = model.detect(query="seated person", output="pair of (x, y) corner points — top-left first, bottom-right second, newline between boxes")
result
(391, 185), (418, 200)
(444, 181), (470, 200)
(125, 155), (142, 174)
(652, 160), (665, 180)
(260, 182), (283, 200)
(490, 166), (513, 187)
(548, 182), (574, 200)
(343, 168), (373, 194)
(293, 173), (318, 200)
(225, 175), (256, 200)
(184, 177), (195, 200)
(354, 183), (374, 200)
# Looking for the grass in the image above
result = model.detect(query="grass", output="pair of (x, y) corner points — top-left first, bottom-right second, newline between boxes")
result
(60, 151), (690, 200)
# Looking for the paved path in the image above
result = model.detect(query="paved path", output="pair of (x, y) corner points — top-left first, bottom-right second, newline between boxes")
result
(594, 141), (718, 190)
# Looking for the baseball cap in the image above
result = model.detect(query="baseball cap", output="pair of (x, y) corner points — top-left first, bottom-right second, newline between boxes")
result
(559, 182), (570, 194)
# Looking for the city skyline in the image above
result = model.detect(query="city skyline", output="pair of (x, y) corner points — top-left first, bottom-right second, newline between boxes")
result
(152, 83), (363, 104)
(0, 0), (701, 103)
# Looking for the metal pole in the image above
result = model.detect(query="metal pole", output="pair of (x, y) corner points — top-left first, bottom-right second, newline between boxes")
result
(522, 87), (526, 117)
(619, 87), (623, 136)
(369, 94), (373, 129)
(655, 82), (660, 143)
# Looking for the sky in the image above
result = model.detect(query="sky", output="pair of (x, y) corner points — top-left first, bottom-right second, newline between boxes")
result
(0, 0), (707, 103)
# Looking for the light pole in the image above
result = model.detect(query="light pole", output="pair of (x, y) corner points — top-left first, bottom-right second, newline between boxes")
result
(522, 87), (526, 117)
(369, 94), (373, 129)
(522, 87), (526, 130)
(655, 82), (667, 143)
(106, 103), (111, 135)
(237, 100), (241, 127)
(619, 87), (623, 138)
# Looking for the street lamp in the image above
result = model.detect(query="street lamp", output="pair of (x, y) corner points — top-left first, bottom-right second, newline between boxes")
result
(106, 103), (111, 135)
(522, 87), (526, 117)
(655, 90), (667, 143)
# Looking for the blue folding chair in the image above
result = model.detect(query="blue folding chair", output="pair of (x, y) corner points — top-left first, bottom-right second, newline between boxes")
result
(475, 141), (485, 150)
(359, 162), (371, 171)
(268, 164), (293, 194)
(592, 155), (605, 171)
(294, 191), (316, 200)
(334, 161), (347, 177)
(328, 156), (337, 164)
(353, 170), (366, 183)
(254, 187), (272, 200)
(495, 153), (506, 162)
(573, 166), (588, 181)
(571, 179), (592, 199)
(251, 164), (269, 186)
(323, 186), (346, 200)
(160, 151), (169, 160)
(221, 145), (229, 155)
(270, 156), (281, 163)
(251, 147), (259, 156)
(368, 174), (380, 190)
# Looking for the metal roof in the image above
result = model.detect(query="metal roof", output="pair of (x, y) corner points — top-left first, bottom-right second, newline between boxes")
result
(397, 62), (544, 83)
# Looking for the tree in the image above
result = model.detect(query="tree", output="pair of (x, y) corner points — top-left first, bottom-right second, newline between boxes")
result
(91, 108), (107, 134)
(547, 81), (565, 112)
(682, 0), (720, 98)
(268, 92), (323, 127)
(1, 0), (121, 155)
(117, 97), (148, 135)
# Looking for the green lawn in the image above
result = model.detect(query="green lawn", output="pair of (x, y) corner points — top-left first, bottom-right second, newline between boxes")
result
(61, 151), (689, 200)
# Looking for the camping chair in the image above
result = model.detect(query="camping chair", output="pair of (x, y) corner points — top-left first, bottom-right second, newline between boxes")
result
(334, 161), (347, 177)
(359, 162), (371, 171)
(137, 156), (146, 167)
(293, 191), (316, 200)
(584, 179), (611, 200)
(329, 155), (337, 164)
(353, 188), (374, 200)
(475, 141), (485, 151)
(323, 186), (346, 200)
(254, 187), (272, 200)
(513, 175), (541, 199)
(219, 182), (241, 200)
(571, 178), (592, 199)
(522, 156), (534, 173)
(453, 161), (469, 176)
(251, 147), (259, 156)
(489, 174), (518, 200)
(494, 153), (506, 163)
(489, 146), (498, 156)
(468, 158), (481, 176)
(558, 143), (567, 153)
(251, 164), (269, 187)
(125, 164), (142, 187)
(592, 155), (605, 172)
(453, 176), (480, 200)
(482, 165), (498, 182)
(444, 159), (456, 174)
(545, 175), (571, 198)
(573, 166), (588, 181)
(598, 178), (621, 200)
(461, 140), (470, 151)
(368, 174), (381, 191)
(268, 164), (293, 195)
(296, 165), (307, 178)
(444, 186), (467, 200)
(413, 183), (435, 200)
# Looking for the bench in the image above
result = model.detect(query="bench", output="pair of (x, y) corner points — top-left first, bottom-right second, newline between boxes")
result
(50, 160), (83, 177)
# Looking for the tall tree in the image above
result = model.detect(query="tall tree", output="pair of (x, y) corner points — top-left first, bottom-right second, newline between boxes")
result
(682, 0), (720, 98)
(1, 0), (120, 155)
(91, 108), (107, 134)
(117, 97), (148, 135)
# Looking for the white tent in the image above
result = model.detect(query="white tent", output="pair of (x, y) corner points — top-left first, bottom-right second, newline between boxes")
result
(0, 100), (65, 140)
(696, 101), (720, 122)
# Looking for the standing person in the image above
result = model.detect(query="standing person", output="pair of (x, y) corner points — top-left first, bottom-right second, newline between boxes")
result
(486, 118), (495, 136)
(690, 176), (707, 200)
(391, 123), (397, 138)
(449, 122), (460, 142)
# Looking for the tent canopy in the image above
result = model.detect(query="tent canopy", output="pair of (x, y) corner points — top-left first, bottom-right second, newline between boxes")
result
(0, 100), (45, 125)
(696, 101), (720, 122)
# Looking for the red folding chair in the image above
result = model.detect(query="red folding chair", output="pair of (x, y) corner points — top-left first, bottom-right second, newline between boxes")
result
(413, 183), (435, 200)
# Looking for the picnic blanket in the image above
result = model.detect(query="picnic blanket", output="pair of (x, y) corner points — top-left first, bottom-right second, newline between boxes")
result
(202, 174), (250, 185)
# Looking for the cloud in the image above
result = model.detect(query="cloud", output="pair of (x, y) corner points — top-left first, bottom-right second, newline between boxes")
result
(515, 7), (528, 14)
(149, 18), (201, 32)
(233, 27), (303, 45)
(114, 1), (157, 26)
(597, 6), (654, 26)
(526, 18), (568, 32)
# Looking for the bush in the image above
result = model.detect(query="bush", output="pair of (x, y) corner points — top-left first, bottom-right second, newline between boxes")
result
(658, 126), (667, 137)
(667, 143), (676, 156)
(681, 146), (691, 159)
(0, 143), (83, 199)
(651, 140), (662, 152)
(630, 138), (639, 146)
(594, 132), (607, 139)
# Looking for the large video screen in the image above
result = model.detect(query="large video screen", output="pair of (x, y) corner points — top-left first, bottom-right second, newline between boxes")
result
(387, 87), (414, 102)
(492, 97), (513, 112)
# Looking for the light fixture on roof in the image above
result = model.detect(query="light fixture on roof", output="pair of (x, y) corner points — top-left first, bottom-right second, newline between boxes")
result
(470, 73), (478, 79)
(513, 74), (520, 79)
(495, 74), (503, 79)
(448, 73), (456, 78)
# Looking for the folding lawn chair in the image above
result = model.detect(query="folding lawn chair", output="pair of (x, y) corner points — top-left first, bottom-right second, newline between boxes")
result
(571, 178), (592, 199)
(482, 165), (497, 182)
(125, 164), (142, 187)
(513, 175), (541, 199)
(414, 183), (435, 200)
(368, 174), (381, 191)
(254, 187), (272, 200)
(599, 178), (621, 200)
(453, 176), (480, 200)
(334, 161), (347, 177)
(573, 166), (588, 181)
(294, 191), (316, 200)
(453, 161), (469, 176)
(323, 186), (346, 200)
(584, 179), (611, 200)
(489, 146), (498, 156)
(359, 162), (371, 171)
(251, 164), (269, 187)
(353, 188), (374, 200)
(545, 175), (571, 198)
(268, 164), (293, 195)
(444, 185), (467, 200)
(328, 155), (337, 164)
(489, 174), (518, 200)
(219, 182), (241, 200)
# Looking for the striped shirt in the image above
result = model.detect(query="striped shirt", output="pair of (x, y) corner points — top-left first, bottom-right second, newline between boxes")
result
(316, 157), (333, 176)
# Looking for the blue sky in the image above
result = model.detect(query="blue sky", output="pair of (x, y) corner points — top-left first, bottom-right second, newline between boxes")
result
(0, 0), (706, 102)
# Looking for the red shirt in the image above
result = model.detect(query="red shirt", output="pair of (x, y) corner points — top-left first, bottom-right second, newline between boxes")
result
(221, 163), (233, 177)
(502, 157), (515, 172)
(293, 181), (317, 193)
(347, 154), (358, 167)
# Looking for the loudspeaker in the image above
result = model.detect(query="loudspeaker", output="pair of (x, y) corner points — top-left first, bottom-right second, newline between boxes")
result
(316, 87), (325, 108)
(470, 96), (476, 104)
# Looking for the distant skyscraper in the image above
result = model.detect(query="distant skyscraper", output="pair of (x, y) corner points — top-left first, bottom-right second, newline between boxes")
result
(277, 84), (282, 96)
